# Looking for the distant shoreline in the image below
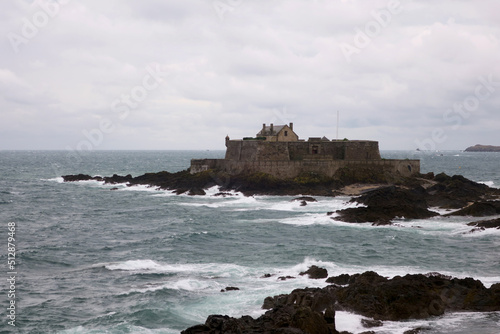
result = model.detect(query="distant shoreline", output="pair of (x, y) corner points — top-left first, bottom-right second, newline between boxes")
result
(464, 144), (500, 152)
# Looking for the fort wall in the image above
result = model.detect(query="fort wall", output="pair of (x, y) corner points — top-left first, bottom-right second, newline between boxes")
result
(190, 158), (420, 179)
(224, 140), (381, 162)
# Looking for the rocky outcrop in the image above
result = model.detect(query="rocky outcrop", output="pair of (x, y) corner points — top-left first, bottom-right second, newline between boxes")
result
(465, 144), (500, 152)
(335, 186), (438, 225)
(333, 173), (500, 225)
(467, 217), (500, 232)
(445, 201), (500, 217)
(181, 305), (337, 334)
(182, 271), (500, 334)
(299, 265), (328, 279)
(426, 173), (493, 209)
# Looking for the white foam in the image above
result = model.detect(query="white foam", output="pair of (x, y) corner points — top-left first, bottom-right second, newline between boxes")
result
(118, 184), (160, 192)
(102, 259), (249, 278)
(479, 180), (495, 187)
(45, 176), (65, 183)
(334, 312), (369, 333)
(105, 259), (163, 271)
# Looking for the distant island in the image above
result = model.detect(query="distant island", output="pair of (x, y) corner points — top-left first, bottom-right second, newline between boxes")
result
(465, 144), (500, 152)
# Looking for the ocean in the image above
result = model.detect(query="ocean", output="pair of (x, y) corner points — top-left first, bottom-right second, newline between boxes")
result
(1, 150), (499, 334)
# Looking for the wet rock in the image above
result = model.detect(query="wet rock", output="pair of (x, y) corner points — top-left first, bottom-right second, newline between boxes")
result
(278, 276), (295, 281)
(447, 202), (500, 217)
(182, 305), (334, 334)
(403, 327), (432, 334)
(335, 186), (438, 225)
(292, 196), (318, 203)
(188, 188), (206, 196)
(299, 265), (328, 279)
(62, 174), (102, 182)
(426, 173), (493, 209)
(326, 273), (351, 285)
(361, 319), (383, 328)
(214, 192), (234, 197)
(221, 286), (240, 292)
(467, 217), (500, 229)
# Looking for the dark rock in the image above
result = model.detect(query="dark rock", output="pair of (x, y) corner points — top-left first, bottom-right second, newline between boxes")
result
(261, 273), (273, 278)
(299, 265), (328, 279)
(182, 305), (333, 334)
(300, 200), (308, 206)
(223, 286), (240, 292)
(467, 217), (500, 229)
(426, 173), (493, 209)
(183, 271), (500, 334)
(446, 202), (500, 217)
(188, 188), (206, 196)
(214, 192), (234, 197)
(110, 187), (119, 191)
(292, 196), (318, 203)
(335, 186), (438, 225)
(278, 276), (295, 281)
(361, 319), (383, 328)
(403, 327), (432, 334)
(326, 274), (351, 285)
(62, 174), (102, 182)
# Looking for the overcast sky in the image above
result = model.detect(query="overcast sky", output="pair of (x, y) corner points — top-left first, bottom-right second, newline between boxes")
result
(2, 0), (499, 151)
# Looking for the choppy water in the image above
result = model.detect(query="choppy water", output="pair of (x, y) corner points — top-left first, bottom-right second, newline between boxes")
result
(1, 150), (499, 334)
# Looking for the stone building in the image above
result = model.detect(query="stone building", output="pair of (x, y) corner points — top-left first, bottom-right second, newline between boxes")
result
(191, 124), (420, 179)
(256, 123), (299, 142)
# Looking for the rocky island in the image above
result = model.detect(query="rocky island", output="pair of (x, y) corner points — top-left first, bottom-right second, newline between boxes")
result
(465, 144), (500, 152)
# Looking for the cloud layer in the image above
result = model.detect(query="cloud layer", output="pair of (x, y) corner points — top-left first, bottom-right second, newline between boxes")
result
(2, 0), (499, 150)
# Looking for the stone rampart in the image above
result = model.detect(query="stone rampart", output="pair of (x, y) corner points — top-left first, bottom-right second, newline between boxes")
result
(190, 158), (420, 179)
(225, 140), (381, 162)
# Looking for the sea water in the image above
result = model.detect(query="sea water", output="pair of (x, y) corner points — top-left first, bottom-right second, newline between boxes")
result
(0, 150), (499, 334)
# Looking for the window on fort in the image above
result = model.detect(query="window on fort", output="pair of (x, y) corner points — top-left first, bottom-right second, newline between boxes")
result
(312, 146), (319, 154)
(284, 131), (288, 136)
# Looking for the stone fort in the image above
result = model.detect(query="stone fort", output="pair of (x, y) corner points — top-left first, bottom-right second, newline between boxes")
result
(190, 123), (420, 179)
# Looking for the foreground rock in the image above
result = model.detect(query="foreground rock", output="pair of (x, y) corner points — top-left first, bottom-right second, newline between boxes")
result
(183, 271), (500, 334)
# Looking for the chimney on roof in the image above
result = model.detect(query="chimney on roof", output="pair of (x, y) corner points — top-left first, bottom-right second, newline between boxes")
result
(262, 123), (266, 132)
(270, 123), (274, 133)
(289, 122), (293, 130)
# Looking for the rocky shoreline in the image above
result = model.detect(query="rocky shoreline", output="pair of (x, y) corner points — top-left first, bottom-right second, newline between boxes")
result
(62, 170), (500, 228)
(182, 268), (500, 334)
(62, 169), (500, 332)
